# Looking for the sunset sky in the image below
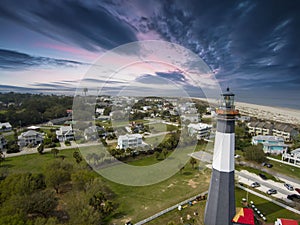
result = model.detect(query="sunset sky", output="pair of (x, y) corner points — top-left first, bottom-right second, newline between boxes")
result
(0, 0), (300, 108)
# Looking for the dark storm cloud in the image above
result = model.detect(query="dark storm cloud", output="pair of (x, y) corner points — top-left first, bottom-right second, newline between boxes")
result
(0, 49), (84, 70)
(132, 0), (300, 90)
(0, 0), (137, 51)
(1, 0), (300, 101)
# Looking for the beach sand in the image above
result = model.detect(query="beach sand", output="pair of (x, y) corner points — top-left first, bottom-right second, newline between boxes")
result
(197, 98), (300, 125)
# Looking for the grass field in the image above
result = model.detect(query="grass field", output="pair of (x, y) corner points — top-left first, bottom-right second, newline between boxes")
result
(267, 159), (300, 181)
(1, 147), (210, 224)
(2, 147), (300, 224)
(146, 187), (300, 224)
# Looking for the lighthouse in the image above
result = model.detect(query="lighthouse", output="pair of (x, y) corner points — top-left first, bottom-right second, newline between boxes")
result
(204, 88), (239, 225)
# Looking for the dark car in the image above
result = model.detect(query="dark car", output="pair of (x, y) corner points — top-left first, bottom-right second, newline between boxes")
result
(295, 188), (300, 194)
(251, 182), (260, 188)
(259, 173), (267, 180)
(267, 189), (277, 195)
(266, 163), (273, 168)
(262, 162), (273, 168)
(287, 194), (300, 202)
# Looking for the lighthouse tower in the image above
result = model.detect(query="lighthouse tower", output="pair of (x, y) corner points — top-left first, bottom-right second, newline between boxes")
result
(204, 88), (239, 225)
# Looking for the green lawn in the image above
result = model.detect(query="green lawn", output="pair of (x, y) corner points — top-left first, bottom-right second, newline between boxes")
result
(146, 187), (300, 225)
(267, 159), (300, 181)
(1, 148), (79, 174)
(235, 164), (283, 183)
(1, 147), (210, 225)
(2, 147), (299, 225)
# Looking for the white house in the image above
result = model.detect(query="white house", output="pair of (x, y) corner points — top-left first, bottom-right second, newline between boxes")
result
(56, 126), (74, 142)
(0, 122), (12, 132)
(18, 130), (44, 147)
(0, 135), (6, 150)
(117, 134), (142, 149)
(252, 135), (287, 154)
(282, 148), (300, 165)
(188, 123), (212, 139)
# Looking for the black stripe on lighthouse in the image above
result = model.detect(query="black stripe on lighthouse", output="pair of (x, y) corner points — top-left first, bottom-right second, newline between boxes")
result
(204, 117), (236, 225)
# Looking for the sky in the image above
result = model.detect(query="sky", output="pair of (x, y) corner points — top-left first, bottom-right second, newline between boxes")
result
(0, 0), (300, 109)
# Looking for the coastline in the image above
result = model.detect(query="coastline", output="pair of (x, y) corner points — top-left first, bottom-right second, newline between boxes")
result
(196, 98), (300, 125)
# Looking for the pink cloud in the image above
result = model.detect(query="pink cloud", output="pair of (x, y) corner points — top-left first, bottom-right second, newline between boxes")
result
(35, 42), (100, 61)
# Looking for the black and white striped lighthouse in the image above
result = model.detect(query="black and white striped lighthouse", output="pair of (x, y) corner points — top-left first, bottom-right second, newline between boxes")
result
(204, 88), (239, 225)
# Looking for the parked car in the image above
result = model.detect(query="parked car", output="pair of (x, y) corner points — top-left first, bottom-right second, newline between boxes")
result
(262, 162), (273, 168)
(284, 183), (294, 191)
(266, 163), (273, 168)
(251, 182), (260, 188)
(267, 189), (277, 195)
(259, 173), (267, 180)
(287, 194), (300, 202)
(295, 188), (300, 194)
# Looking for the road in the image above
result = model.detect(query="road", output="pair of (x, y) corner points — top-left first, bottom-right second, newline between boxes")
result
(237, 170), (296, 200)
(3, 141), (100, 158)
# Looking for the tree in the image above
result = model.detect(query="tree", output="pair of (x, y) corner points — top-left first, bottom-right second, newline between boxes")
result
(18, 190), (58, 218)
(190, 157), (197, 169)
(83, 87), (88, 97)
(45, 161), (73, 193)
(93, 153), (100, 165)
(65, 192), (102, 225)
(99, 152), (105, 162)
(89, 192), (115, 216)
(71, 170), (95, 192)
(37, 143), (44, 154)
(244, 144), (266, 163)
(51, 148), (59, 158)
(154, 151), (160, 160)
(178, 163), (185, 174)
(86, 153), (93, 164)
(73, 151), (83, 164)
(162, 149), (168, 159)
(292, 133), (300, 149)
(0, 150), (5, 165)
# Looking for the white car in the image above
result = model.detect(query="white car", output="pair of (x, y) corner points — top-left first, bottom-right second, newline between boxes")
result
(284, 183), (294, 191)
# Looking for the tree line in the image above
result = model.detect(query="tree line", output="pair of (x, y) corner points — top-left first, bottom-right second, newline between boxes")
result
(0, 152), (116, 225)
(0, 92), (73, 127)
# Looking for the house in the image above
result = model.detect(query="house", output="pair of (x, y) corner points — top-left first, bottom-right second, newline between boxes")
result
(117, 134), (142, 149)
(188, 123), (212, 139)
(84, 126), (101, 141)
(56, 126), (74, 142)
(48, 116), (72, 125)
(247, 121), (273, 136)
(0, 135), (7, 150)
(282, 148), (300, 165)
(18, 130), (44, 147)
(252, 135), (287, 154)
(247, 122), (298, 142)
(272, 123), (298, 142)
(0, 122), (12, 132)
(274, 218), (298, 225)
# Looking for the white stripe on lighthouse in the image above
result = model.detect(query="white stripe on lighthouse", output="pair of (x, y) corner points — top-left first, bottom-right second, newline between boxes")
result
(212, 131), (235, 172)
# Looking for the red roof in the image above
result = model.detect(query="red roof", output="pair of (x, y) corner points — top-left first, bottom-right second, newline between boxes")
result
(279, 218), (298, 225)
(232, 208), (255, 225)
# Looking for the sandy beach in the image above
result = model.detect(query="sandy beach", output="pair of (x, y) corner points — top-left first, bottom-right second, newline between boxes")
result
(197, 98), (300, 125)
